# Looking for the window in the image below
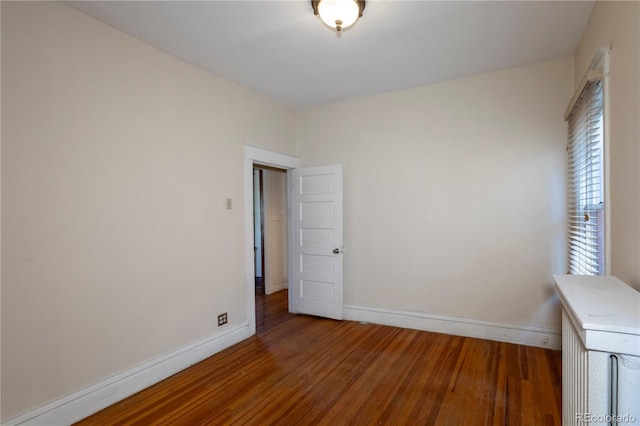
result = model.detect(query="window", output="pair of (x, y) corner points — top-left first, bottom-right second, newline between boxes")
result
(566, 70), (605, 275)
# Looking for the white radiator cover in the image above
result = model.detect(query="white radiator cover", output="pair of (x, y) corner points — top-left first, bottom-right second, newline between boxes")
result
(554, 275), (640, 426)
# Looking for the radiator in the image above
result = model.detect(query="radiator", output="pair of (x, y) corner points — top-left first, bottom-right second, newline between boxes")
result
(563, 309), (588, 424)
(554, 275), (640, 426)
(562, 310), (614, 425)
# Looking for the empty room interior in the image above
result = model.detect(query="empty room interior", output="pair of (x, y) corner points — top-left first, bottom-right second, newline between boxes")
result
(1, 1), (639, 425)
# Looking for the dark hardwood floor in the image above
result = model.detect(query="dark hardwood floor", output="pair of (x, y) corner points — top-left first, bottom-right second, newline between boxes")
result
(76, 290), (562, 425)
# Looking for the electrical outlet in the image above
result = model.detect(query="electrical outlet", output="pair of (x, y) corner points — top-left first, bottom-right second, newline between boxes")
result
(218, 313), (228, 326)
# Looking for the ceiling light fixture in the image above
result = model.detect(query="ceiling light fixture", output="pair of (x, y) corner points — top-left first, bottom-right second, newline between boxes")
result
(311, 0), (366, 32)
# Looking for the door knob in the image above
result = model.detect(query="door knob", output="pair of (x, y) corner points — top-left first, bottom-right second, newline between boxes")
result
(333, 248), (341, 254)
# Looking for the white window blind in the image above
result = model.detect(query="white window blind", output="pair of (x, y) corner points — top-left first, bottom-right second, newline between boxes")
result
(566, 76), (605, 276)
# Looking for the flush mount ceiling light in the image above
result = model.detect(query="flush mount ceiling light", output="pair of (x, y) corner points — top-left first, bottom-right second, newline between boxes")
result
(311, 0), (366, 32)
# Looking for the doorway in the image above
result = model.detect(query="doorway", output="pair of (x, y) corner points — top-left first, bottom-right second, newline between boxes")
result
(244, 146), (299, 336)
(252, 165), (288, 297)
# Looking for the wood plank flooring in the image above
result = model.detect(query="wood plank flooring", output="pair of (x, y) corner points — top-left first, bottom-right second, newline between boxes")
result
(76, 290), (562, 425)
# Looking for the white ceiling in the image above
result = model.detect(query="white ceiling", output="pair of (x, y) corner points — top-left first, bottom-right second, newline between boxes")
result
(66, 1), (594, 109)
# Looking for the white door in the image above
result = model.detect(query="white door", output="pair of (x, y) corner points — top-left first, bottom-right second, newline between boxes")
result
(291, 165), (343, 320)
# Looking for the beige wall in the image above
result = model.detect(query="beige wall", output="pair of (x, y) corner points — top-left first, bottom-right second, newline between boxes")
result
(0, 2), (3, 423)
(1, 1), (295, 419)
(575, 1), (640, 289)
(297, 57), (574, 329)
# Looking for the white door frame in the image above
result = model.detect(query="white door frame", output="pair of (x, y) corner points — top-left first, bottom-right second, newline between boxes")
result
(244, 145), (299, 336)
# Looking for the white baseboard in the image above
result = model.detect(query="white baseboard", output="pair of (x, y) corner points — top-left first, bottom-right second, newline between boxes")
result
(343, 305), (561, 350)
(5, 323), (251, 426)
(266, 280), (287, 295)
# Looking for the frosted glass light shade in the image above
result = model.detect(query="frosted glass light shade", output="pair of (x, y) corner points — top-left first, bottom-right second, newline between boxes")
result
(316, 0), (362, 31)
